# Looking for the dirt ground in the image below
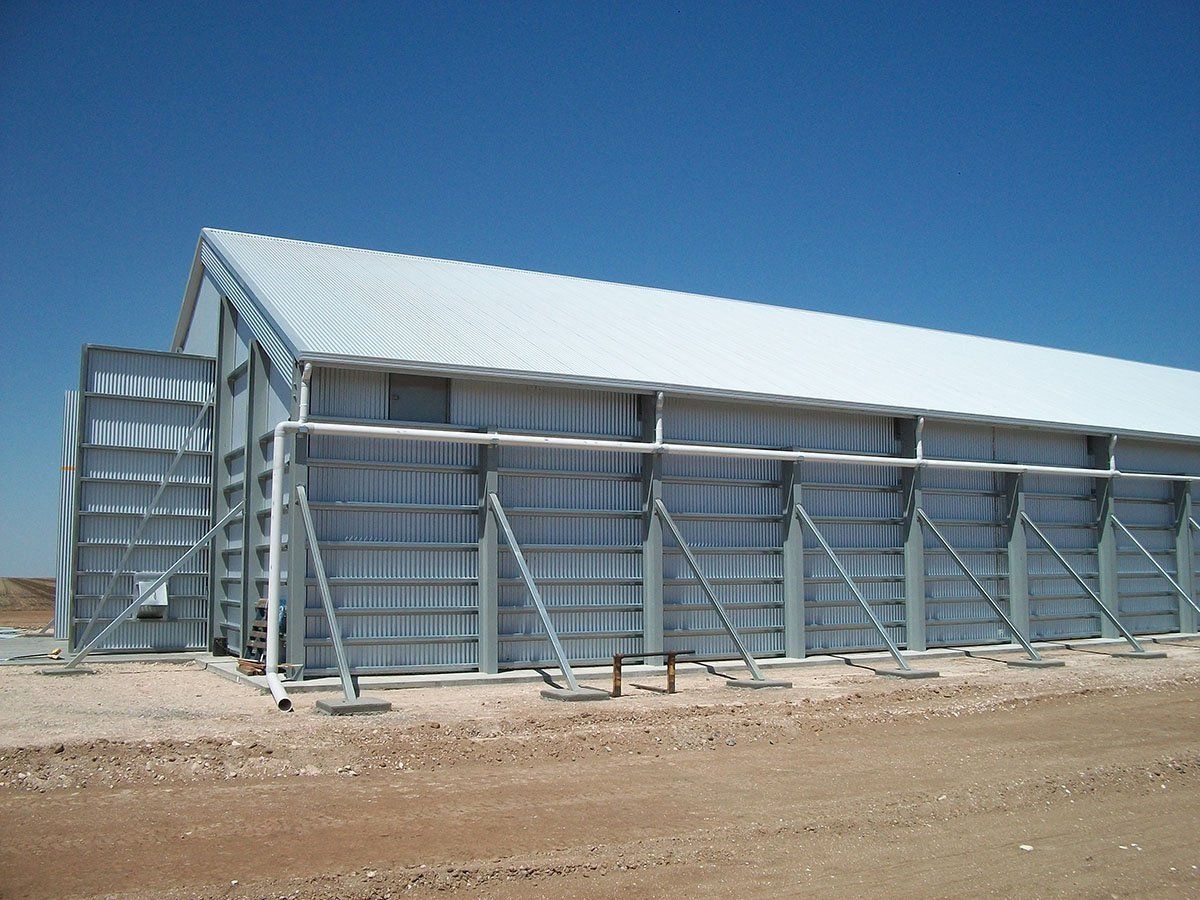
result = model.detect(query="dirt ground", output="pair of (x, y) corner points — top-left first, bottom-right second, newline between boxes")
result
(0, 578), (54, 631)
(2, 646), (1200, 898)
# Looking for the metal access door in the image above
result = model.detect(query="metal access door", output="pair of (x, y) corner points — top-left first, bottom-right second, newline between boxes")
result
(61, 346), (216, 652)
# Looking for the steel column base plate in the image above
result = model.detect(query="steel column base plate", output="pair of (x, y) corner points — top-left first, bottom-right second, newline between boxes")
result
(1004, 658), (1065, 668)
(873, 668), (939, 679)
(539, 688), (610, 702)
(725, 678), (792, 689)
(39, 667), (96, 676)
(315, 697), (393, 716)
(1109, 650), (1168, 660)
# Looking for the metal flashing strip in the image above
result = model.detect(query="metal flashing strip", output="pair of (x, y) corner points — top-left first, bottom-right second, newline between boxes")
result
(200, 242), (295, 378)
(55, 391), (80, 640)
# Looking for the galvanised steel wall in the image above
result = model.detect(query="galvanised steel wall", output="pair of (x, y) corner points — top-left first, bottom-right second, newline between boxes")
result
(68, 347), (215, 652)
(302, 366), (479, 674)
(54, 391), (79, 639)
(998, 429), (1098, 641)
(285, 365), (1200, 676)
(663, 398), (902, 657)
(919, 424), (1098, 645)
(1114, 439), (1200, 634)
(457, 380), (644, 667)
(920, 422), (1008, 647)
(211, 299), (252, 653)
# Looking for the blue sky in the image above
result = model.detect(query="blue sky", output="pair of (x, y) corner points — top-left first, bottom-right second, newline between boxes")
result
(1, 1), (1197, 575)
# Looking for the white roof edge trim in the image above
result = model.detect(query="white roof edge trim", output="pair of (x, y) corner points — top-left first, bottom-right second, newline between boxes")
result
(199, 240), (298, 377)
(296, 351), (1200, 447)
(170, 236), (206, 352)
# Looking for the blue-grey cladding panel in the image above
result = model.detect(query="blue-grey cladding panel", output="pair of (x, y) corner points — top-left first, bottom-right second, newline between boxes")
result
(68, 347), (215, 652)
(55, 391), (80, 639)
(1113, 439), (1200, 634)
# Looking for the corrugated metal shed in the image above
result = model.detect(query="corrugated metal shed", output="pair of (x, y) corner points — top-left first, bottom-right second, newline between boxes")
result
(173, 228), (1200, 442)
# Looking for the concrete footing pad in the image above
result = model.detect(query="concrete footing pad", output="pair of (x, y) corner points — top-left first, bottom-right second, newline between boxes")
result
(1110, 650), (1168, 660)
(314, 696), (393, 715)
(725, 678), (793, 689)
(39, 667), (96, 676)
(874, 668), (939, 679)
(1004, 658), (1066, 668)
(539, 687), (611, 702)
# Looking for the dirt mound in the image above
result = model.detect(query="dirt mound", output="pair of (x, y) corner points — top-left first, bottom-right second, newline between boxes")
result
(0, 578), (54, 611)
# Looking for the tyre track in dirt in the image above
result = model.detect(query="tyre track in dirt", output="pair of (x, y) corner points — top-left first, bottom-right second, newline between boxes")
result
(2, 672), (1199, 898)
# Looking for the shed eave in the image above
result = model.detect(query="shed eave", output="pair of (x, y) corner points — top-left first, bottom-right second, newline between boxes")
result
(294, 350), (1200, 448)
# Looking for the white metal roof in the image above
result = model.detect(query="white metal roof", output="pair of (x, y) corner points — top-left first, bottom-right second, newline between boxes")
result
(178, 228), (1200, 441)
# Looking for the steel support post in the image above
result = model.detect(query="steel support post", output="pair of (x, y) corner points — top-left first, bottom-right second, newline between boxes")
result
(239, 344), (261, 655)
(477, 437), (500, 674)
(781, 459), (806, 659)
(641, 394), (664, 657)
(1175, 485), (1197, 634)
(1090, 437), (1121, 640)
(1003, 474), (1031, 642)
(295, 486), (355, 699)
(899, 419), (926, 651)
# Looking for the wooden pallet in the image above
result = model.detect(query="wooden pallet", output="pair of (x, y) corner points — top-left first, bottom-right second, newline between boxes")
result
(246, 598), (269, 651)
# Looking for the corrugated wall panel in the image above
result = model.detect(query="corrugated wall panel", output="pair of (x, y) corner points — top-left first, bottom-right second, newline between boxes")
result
(301, 369), (473, 673)
(1112, 439), (1200, 634)
(452, 380), (639, 437)
(87, 347), (214, 403)
(55, 391), (80, 639)
(67, 348), (215, 652)
(481, 381), (643, 669)
(661, 399), (899, 658)
(311, 367), (388, 419)
(273, 364), (1200, 676)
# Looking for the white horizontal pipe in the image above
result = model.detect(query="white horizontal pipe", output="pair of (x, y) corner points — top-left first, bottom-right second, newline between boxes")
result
(262, 415), (1200, 711)
(291, 419), (1200, 481)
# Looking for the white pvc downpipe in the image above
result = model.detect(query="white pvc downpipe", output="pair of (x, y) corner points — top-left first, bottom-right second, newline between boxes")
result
(262, 414), (1200, 711)
(263, 364), (312, 711)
